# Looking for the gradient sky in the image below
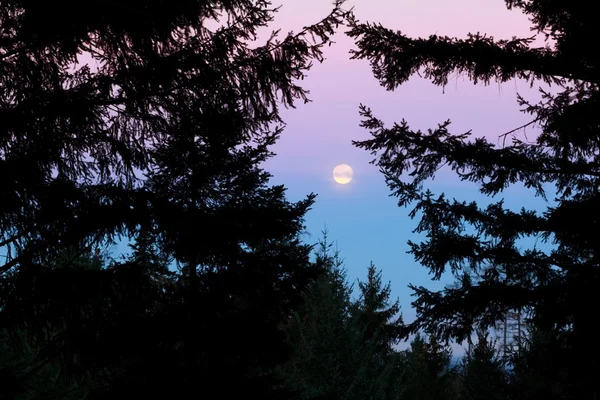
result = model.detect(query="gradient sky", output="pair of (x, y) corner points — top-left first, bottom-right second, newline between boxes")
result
(2, 0), (554, 355)
(258, 0), (553, 352)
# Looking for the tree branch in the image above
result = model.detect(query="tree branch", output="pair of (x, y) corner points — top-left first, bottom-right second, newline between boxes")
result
(347, 22), (598, 89)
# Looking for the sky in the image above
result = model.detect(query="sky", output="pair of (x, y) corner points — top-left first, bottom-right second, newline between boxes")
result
(83, 1), (556, 353)
(1, 0), (555, 355)
(257, 0), (554, 352)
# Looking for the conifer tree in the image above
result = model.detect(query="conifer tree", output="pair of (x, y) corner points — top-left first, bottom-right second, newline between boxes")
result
(349, 262), (404, 400)
(459, 330), (508, 400)
(278, 231), (359, 400)
(508, 326), (571, 400)
(0, 250), (168, 395)
(0, 314), (87, 399)
(352, 262), (403, 360)
(1, 1), (351, 396)
(347, 2), (600, 398)
(0, 0), (350, 270)
(399, 334), (455, 400)
(280, 235), (408, 400)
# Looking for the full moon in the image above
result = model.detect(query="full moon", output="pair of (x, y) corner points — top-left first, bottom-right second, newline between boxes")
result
(333, 164), (353, 184)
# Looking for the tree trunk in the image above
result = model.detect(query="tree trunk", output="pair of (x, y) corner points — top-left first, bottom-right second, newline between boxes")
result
(187, 253), (199, 389)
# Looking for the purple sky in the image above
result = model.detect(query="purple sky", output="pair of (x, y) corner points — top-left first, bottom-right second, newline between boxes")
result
(67, 1), (552, 353)
(4, 0), (549, 354)
(261, 0), (552, 351)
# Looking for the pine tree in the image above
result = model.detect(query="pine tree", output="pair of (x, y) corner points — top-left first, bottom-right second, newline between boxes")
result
(347, 2), (600, 398)
(278, 230), (360, 400)
(399, 334), (455, 400)
(127, 226), (175, 290)
(129, 228), (169, 270)
(352, 262), (403, 359)
(508, 326), (571, 400)
(0, 0), (350, 270)
(459, 330), (508, 400)
(1, 1), (351, 397)
(348, 262), (404, 400)
(0, 322), (88, 400)
(279, 234), (410, 400)
(0, 250), (168, 395)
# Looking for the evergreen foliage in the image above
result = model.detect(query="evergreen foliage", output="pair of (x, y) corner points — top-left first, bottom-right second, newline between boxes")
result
(399, 334), (455, 400)
(349, 262), (404, 400)
(347, 1), (600, 397)
(459, 330), (508, 400)
(278, 231), (405, 400)
(352, 262), (403, 359)
(278, 231), (360, 400)
(0, 0), (350, 270)
(2, 0), (598, 398)
(0, 0), (352, 397)
(507, 326), (572, 400)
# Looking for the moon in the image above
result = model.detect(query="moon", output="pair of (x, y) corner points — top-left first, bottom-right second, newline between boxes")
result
(333, 164), (353, 184)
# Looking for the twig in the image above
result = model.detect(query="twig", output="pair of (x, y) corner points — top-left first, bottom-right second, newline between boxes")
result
(498, 118), (540, 147)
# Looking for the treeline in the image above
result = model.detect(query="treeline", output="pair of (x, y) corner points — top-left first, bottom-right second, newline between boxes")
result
(0, 231), (573, 399)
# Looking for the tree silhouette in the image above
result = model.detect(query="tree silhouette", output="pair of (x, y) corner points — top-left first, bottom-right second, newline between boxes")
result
(277, 231), (359, 400)
(347, 1), (599, 398)
(351, 262), (403, 360)
(399, 334), (455, 400)
(1, 0), (353, 397)
(279, 233), (407, 400)
(349, 262), (405, 400)
(507, 325), (571, 400)
(0, 0), (350, 271)
(458, 330), (508, 400)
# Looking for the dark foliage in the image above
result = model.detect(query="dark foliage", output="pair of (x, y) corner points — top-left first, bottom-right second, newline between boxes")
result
(459, 330), (508, 400)
(278, 232), (405, 400)
(347, 1), (599, 398)
(507, 326), (572, 400)
(351, 262), (403, 365)
(277, 232), (360, 400)
(1, 0), (353, 397)
(399, 334), (455, 400)
(0, 0), (350, 270)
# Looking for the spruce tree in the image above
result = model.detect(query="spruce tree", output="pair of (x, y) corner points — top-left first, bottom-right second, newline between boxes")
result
(399, 334), (455, 400)
(349, 262), (404, 400)
(0, 0), (350, 269)
(1, 1), (351, 396)
(508, 326), (571, 400)
(0, 249), (169, 395)
(280, 237), (409, 400)
(352, 262), (403, 360)
(0, 317), (88, 399)
(278, 231), (359, 400)
(347, 2), (599, 398)
(459, 330), (508, 400)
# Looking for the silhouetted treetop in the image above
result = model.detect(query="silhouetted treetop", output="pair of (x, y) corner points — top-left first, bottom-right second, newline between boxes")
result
(0, 0), (351, 271)
(348, 3), (600, 381)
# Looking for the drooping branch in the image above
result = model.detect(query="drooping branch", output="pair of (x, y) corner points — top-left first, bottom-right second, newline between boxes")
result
(346, 18), (598, 89)
(353, 105), (600, 202)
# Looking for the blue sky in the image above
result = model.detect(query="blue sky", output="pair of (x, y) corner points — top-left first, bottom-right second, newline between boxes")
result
(3, 0), (556, 356)
(256, 0), (557, 353)
(98, 1), (555, 354)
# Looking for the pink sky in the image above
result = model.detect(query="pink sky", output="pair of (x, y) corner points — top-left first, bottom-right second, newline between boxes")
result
(84, 1), (545, 353)
(261, 0), (549, 353)
(264, 0), (546, 179)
